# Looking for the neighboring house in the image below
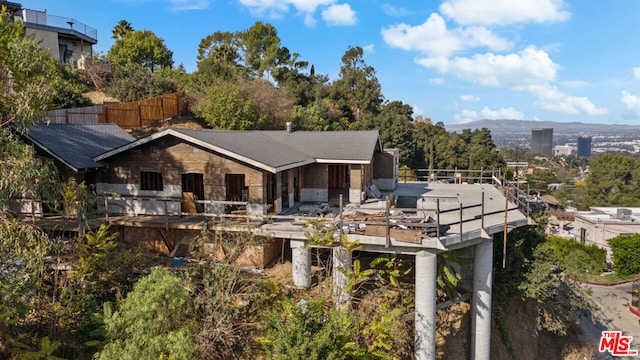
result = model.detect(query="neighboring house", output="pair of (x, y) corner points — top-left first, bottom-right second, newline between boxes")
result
(93, 128), (397, 216)
(574, 207), (640, 260)
(2, 1), (97, 64)
(24, 123), (136, 186)
(546, 210), (575, 238)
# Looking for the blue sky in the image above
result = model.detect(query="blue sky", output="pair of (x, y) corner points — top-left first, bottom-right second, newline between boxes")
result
(23, 0), (640, 125)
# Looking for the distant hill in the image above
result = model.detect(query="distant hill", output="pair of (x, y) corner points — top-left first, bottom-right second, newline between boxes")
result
(444, 119), (640, 135)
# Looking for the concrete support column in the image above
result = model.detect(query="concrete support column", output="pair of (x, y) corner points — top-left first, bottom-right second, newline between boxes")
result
(332, 246), (352, 308)
(414, 250), (437, 360)
(291, 241), (311, 288)
(471, 240), (493, 360)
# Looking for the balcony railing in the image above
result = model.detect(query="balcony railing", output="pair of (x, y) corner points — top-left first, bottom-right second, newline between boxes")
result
(17, 9), (97, 42)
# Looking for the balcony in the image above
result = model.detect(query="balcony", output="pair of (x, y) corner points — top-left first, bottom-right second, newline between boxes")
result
(15, 8), (98, 44)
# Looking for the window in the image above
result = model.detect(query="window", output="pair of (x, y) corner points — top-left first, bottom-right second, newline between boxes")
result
(141, 171), (163, 191)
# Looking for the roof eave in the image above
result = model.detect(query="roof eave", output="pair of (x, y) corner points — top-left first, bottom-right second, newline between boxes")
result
(95, 129), (279, 173)
(314, 159), (371, 165)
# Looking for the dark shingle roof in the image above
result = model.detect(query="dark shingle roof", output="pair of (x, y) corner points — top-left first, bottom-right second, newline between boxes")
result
(96, 128), (381, 173)
(27, 123), (135, 171)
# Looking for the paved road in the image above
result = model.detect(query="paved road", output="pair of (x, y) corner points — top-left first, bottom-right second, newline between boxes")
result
(579, 282), (640, 359)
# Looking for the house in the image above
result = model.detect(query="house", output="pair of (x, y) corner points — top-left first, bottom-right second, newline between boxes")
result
(10, 123), (134, 216)
(2, 1), (97, 64)
(93, 128), (398, 216)
(24, 123), (136, 186)
(573, 207), (640, 260)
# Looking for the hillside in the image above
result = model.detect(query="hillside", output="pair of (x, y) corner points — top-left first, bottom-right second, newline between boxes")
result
(445, 119), (640, 135)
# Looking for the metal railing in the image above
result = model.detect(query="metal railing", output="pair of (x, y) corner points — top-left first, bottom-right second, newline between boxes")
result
(398, 168), (503, 185)
(18, 9), (97, 41)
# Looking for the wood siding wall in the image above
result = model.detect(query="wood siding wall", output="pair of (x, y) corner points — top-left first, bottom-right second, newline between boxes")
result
(104, 137), (265, 202)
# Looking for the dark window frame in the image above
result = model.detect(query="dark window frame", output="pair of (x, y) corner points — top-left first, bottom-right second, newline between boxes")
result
(140, 171), (163, 191)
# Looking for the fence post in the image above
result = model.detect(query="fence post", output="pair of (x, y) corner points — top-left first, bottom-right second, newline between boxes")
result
(459, 202), (463, 242)
(138, 104), (143, 127)
(104, 196), (110, 223)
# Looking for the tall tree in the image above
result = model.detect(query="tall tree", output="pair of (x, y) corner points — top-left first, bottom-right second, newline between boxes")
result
(584, 154), (640, 207)
(241, 21), (283, 79)
(0, 10), (58, 130)
(108, 30), (173, 73)
(330, 46), (383, 122)
(111, 20), (133, 40)
(353, 100), (416, 165)
(195, 30), (245, 81)
(0, 10), (61, 356)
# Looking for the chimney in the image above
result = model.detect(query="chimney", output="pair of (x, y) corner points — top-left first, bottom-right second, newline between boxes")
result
(286, 122), (292, 133)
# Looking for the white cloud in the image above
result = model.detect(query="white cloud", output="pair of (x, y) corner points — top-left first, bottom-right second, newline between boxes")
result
(290, 0), (335, 13)
(621, 91), (640, 116)
(529, 85), (608, 115)
(454, 109), (478, 123)
(417, 46), (557, 87)
(238, 0), (351, 26)
(559, 80), (590, 89)
(429, 77), (445, 85)
(239, 0), (289, 17)
(439, 0), (570, 26)
(460, 94), (479, 101)
(362, 44), (375, 54)
(633, 67), (640, 80)
(304, 13), (317, 27)
(418, 47), (606, 116)
(455, 106), (524, 123)
(382, 13), (512, 57)
(322, 3), (357, 26)
(382, 4), (411, 17)
(168, 0), (210, 11)
(479, 106), (524, 119)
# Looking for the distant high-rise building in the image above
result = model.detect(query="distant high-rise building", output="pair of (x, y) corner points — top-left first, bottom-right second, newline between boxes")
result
(577, 135), (592, 157)
(531, 128), (553, 156)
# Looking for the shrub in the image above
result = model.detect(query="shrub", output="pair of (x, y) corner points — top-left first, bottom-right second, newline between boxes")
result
(609, 234), (640, 275)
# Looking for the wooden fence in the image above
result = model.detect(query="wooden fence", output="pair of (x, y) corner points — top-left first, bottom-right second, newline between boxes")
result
(46, 105), (103, 124)
(98, 92), (184, 129)
(45, 92), (185, 129)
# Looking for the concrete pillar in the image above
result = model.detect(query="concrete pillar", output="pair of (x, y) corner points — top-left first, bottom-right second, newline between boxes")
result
(291, 241), (311, 288)
(415, 250), (437, 360)
(332, 246), (352, 308)
(471, 240), (493, 360)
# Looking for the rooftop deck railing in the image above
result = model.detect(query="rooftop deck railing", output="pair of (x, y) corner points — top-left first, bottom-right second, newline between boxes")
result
(17, 9), (97, 41)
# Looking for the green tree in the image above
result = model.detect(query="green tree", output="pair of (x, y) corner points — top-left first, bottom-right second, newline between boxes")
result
(108, 30), (173, 73)
(195, 30), (245, 82)
(106, 63), (178, 102)
(584, 154), (640, 208)
(353, 100), (416, 165)
(0, 10), (59, 130)
(330, 46), (383, 123)
(609, 234), (640, 275)
(49, 62), (93, 109)
(518, 240), (596, 335)
(241, 21), (284, 79)
(97, 267), (197, 360)
(258, 299), (361, 360)
(111, 20), (133, 40)
(192, 79), (264, 130)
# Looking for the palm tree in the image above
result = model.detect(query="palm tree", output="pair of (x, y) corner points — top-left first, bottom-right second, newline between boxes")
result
(112, 20), (133, 40)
